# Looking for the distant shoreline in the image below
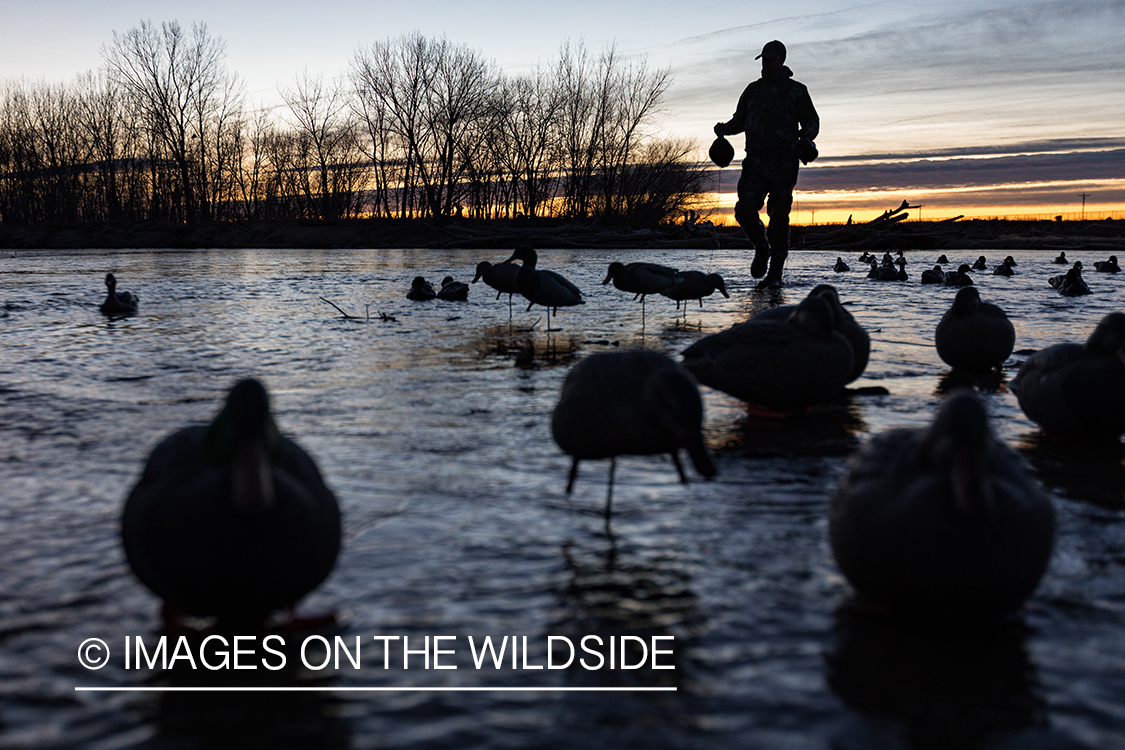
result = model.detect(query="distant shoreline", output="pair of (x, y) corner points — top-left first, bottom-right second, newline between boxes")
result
(2, 217), (1123, 252)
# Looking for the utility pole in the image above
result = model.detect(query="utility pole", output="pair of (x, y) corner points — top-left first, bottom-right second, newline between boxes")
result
(1080, 192), (1090, 219)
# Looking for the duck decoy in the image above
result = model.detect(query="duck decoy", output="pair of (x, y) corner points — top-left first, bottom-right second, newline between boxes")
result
(406, 276), (436, 301)
(858, 252), (873, 264)
(992, 257), (1016, 276)
(99, 272), (139, 315)
(473, 260), (521, 309)
(1053, 251), (1068, 265)
(658, 271), (729, 310)
(1094, 255), (1120, 273)
(972, 255), (988, 270)
(920, 265), (945, 284)
(753, 284), (870, 384)
(829, 390), (1055, 617)
(552, 351), (715, 503)
(833, 257), (850, 272)
(681, 293), (854, 412)
(871, 257), (907, 281)
(935, 286), (1015, 372)
(1010, 312), (1125, 439)
(943, 264), (974, 287)
(936, 254), (950, 264)
(505, 245), (584, 331)
(1050, 265), (1091, 296)
(437, 276), (470, 301)
(121, 378), (342, 629)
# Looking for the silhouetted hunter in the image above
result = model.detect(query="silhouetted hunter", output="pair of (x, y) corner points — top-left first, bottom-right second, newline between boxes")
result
(714, 40), (819, 290)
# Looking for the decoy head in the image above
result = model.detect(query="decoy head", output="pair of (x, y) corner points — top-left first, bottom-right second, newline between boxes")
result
(602, 261), (626, 285)
(105, 273), (117, 290)
(506, 244), (537, 268)
(957, 264), (972, 275)
(472, 261), (492, 283)
(411, 276), (429, 288)
(1004, 255), (1016, 265)
(1085, 312), (1125, 355)
(706, 273), (730, 297)
(1111, 255), (1119, 264)
(441, 276), (455, 288)
(787, 294), (835, 339)
(977, 256), (986, 263)
(1073, 260), (1083, 270)
(950, 285), (981, 316)
(917, 390), (996, 517)
(205, 379), (282, 513)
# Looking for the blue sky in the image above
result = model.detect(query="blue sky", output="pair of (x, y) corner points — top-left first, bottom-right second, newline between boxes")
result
(3, 0), (1123, 218)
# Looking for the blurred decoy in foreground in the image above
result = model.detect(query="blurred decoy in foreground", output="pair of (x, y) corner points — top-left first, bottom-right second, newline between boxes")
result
(972, 255), (988, 270)
(833, 257), (850, 272)
(830, 391), (1055, 617)
(437, 276), (470, 301)
(122, 378), (341, 629)
(1053, 251), (1068, 265)
(506, 245), (584, 330)
(1094, 255), (1120, 273)
(935, 286), (1015, 372)
(100, 273), (139, 315)
(682, 293), (854, 412)
(473, 260), (521, 305)
(658, 270), (729, 310)
(1049, 265), (1090, 296)
(406, 276), (436, 301)
(1010, 312), (1125, 440)
(992, 257), (1016, 276)
(943, 264), (974, 287)
(921, 265), (945, 284)
(552, 350), (715, 502)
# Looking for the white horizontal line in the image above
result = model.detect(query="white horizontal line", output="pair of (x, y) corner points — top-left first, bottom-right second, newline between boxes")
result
(75, 686), (677, 693)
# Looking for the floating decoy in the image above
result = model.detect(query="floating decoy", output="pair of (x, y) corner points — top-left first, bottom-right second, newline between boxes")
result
(972, 255), (988, 270)
(1094, 255), (1120, 273)
(943, 264), (974, 287)
(858, 252), (873, 264)
(829, 390), (1055, 617)
(505, 245), (584, 330)
(406, 276), (436, 301)
(937, 254), (950, 264)
(682, 293), (854, 412)
(1050, 265), (1091, 296)
(99, 273), (139, 315)
(870, 257), (907, 281)
(121, 378), (342, 628)
(1053, 251), (1068, 265)
(754, 284), (870, 384)
(437, 276), (470, 301)
(658, 271), (729, 309)
(552, 350), (715, 501)
(935, 286), (1015, 371)
(992, 257), (1016, 276)
(921, 265), (946, 284)
(473, 260), (521, 301)
(1010, 312), (1125, 439)
(833, 257), (850, 272)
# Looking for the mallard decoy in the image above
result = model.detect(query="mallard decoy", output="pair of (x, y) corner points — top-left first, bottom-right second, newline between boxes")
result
(437, 276), (470, 301)
(121, 379), (342, 628)
(992, 258), (1016, 276)
(682, 293), (854, 412)
(1050, 265), (1091, 296)
(833, 257), (850, 272)
(1053, 251), (1068, 265)
(658, 271), (729, 309)
(937, 254), (950, 264)
(552, 350), (715, 500)
(871, 257), (907, 281)
(754, 284), (870, 384)
(406, 276), (436, 301)
(858, 252), (873, 264)
(1010, 312), (1125, 439)
(100, 273), (139, 315)
(829, 391), (1055, 617)
(935, 286), (1015, 372)
(972, 255), (987, 271)
(943, 264), (974, 287)
(473, 260), (521, 301)
(506, 245), (584, 330)
(921, 265), (946, 284)
(1094, 255), (1120, 273)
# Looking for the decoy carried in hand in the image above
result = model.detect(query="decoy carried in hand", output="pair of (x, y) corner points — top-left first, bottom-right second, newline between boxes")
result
(552, 350), (715, 502)
(1010, 312), (1125, 440)
(505, 245), (584, 330)
(829, 390), (1055, 617)
(437, 276), (470, 301)
(121, 378), (342, 629)
(99, 273), (139, 315)
(406, 276), (437, 301)
(658, 270), (729, 310)
(935, 286), (1015, 372)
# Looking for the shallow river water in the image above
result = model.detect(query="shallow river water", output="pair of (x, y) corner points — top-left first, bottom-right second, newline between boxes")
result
(1, 245), (1123, 749)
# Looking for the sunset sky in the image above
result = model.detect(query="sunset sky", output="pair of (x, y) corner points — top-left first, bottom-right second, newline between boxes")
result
(3, 0), (1123, 223)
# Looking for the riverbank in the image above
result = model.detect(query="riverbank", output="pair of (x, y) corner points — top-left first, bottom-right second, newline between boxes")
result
(2, 216), (1123, 252)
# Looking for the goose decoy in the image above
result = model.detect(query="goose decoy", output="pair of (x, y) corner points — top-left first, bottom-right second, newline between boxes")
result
(552, 351), (715, 500)
(437, 276), (470, 301)
(833, 257), (850, 273)
(603, 261), (680, 324)
(1010, 312), (1125, 439)
(1094, 255), (1120, 273)
(920, 265), (946, 284)
(943, 264), (974, 287)
(936, 254), (950, 264)
(121, 378), (342, 628)
(682, 293), (855, 412)
(99, 273), (139, 315)
(829, 390), (1055, 617)
(753, 284), (870, 384)
(472, 260), (521, 303)
(1051, 265), (1091, 296)
(406, 276), (436, 301)
(1053, 251), (1068, 265)
(972, 255), (988, 270)
(505, 245), (584, 330)
(658, 271), (729, 310)
(992, 257), (1016, 276)
(935, 286), (1015, 372)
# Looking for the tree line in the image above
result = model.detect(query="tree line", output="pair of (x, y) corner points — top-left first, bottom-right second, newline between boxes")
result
(0, 22), (711, 228)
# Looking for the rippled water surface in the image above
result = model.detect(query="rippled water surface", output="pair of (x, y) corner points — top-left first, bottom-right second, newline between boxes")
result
(2, 246), (1124, 749)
